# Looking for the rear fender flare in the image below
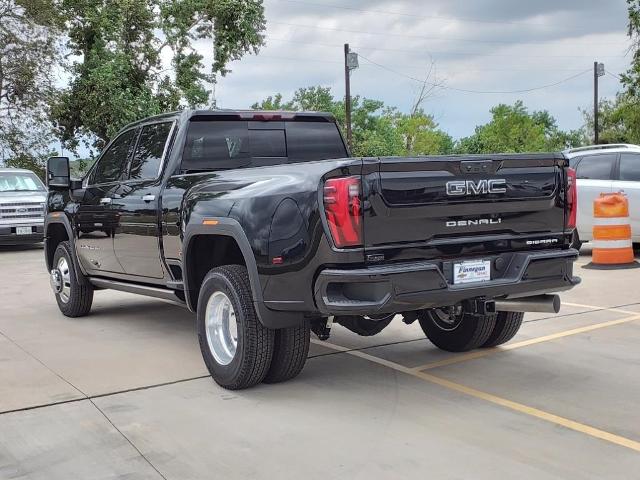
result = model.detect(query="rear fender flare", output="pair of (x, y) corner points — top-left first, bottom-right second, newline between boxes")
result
(182, 217), (303, 329)
(183, 218), (263, 310)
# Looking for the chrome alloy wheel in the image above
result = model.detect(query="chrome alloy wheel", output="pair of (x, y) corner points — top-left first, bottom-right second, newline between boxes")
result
(205, 291), (238, 366)
(51, 257), (72, 303)
(430, 306), (464, 332)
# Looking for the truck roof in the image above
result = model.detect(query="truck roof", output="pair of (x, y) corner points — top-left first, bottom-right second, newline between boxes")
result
(123, 109), (336, 130)
(563, 143), (640, 157)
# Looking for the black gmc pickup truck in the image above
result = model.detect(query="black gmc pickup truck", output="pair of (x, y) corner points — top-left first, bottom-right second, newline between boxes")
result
(44, 110), (580, 389)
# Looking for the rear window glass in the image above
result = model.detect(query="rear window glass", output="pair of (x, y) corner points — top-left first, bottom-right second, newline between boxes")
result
(250, 129), (286, 157)
(181, 120), (347, 172)
(575, 154), (615, 180)
(619, 153), (640, 181)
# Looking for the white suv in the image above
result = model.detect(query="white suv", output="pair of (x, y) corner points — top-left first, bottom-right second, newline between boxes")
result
(564, 144), (640, 248)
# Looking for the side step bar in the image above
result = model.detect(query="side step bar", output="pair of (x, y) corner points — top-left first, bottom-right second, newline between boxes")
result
(89, 278), (185, 304)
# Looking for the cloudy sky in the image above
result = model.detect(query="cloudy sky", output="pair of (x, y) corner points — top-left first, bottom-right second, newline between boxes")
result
(205, 0), (631, 140)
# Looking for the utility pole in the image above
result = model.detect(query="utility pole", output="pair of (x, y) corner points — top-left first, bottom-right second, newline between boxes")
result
(343, 44), (359, 152)
(344, 44), (352, 151)
(594, 61), (605, 144)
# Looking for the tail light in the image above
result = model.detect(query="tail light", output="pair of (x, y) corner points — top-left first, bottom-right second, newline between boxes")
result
(567, 167), (577, 229)
(323, 176), (362, 248)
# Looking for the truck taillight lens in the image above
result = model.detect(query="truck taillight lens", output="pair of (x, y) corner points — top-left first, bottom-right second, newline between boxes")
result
(567, 167), (577, 229)
(323, 176), (362, 248)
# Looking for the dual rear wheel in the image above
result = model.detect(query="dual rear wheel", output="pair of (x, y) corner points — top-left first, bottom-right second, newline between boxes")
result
(418, 307), (524, 352)
(197, 265), (310, 390)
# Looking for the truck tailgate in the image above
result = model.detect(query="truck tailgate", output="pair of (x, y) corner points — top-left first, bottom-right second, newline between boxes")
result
(363, 154), (567, 254)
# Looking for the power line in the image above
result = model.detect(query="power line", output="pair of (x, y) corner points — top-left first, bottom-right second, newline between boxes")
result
(268, 0), (589, 30)
(269, 20), (627, 48)
(606, 70), (623, 80)
(357, 54), (592, 94)
(265, 35), (628, 59)
(251, 53), (596, 74)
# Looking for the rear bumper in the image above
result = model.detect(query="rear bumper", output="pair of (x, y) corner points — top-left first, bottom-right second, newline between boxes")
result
(314, 249), (580, 315)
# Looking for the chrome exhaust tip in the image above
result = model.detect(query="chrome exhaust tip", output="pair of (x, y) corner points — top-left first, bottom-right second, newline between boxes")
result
(494, 294), (560, 314)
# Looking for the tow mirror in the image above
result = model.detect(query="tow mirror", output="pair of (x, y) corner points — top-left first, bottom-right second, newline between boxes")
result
(47, 156), (70, 188)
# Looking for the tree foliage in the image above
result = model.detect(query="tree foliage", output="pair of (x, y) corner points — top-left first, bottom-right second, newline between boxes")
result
(53, 0), (266, 152)
(0, 0), (61, 172)
(580, 0), (640, 144)
(456, 101), (583, 154)
(252, 86), (453, 156)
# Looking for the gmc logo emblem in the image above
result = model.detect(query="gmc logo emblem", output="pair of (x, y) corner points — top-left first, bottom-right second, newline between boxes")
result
(446, 179), (507, 196)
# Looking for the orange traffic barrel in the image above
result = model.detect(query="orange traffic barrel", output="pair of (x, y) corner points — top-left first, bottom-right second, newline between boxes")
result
(588, 193), (638, 269)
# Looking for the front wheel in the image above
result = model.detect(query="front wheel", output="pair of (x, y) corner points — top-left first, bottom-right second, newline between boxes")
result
(197, 265), (274, 390)
(418, 307), (496, 352)
(51, 241), (93, 317)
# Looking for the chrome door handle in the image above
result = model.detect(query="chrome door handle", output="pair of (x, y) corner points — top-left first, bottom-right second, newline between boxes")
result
(99, 197), (112, 205)
(142, 194), (156, 202)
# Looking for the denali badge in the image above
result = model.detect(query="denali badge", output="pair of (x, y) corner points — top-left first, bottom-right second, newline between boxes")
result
(526, 238), (558, 245)
(446, 218), (502, 227)
(446, 179), (507, 196)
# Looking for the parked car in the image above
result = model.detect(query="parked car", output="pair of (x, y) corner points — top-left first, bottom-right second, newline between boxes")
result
(44, 110), (580, 390)
(564, 144), (640, 249)
(0, 168), (47, 245)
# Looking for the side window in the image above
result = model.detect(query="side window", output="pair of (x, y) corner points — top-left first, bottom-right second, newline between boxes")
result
(575, 154), (616, 180)
(618, 153), (640, 181)
(89, 129), (137, 185)
(128, 122), (173, 180)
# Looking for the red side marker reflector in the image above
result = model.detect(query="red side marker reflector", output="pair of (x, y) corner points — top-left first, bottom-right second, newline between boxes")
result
(272, 256), (284, 265)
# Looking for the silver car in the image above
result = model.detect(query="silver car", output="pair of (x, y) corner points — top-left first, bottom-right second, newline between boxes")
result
(0, 168), (47, 245)
(564, 144), (640, 248)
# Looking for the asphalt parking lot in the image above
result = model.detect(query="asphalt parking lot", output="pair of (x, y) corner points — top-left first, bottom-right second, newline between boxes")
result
(1, 245), (640, 479)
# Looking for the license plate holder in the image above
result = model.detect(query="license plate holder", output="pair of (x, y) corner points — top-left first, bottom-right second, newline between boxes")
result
(453, 259), (491, 285)
(16, 227), (33, 235)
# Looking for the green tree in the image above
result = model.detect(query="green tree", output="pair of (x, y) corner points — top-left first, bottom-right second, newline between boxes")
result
(252, 86), (452, 157)
(583, 98), (640, 144)
(579, 1), (640, 144)
(392, 109), (454, 155)
(0, 0), (61, 173)
(456, 101), (583, 154)
(53, 0), (266, 153)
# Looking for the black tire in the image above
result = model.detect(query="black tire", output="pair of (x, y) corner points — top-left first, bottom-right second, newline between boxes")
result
(571, 231), (583, 251)
(197, 265), (274, 390)
(481, 311), (524, 348)
(52, 241), (93, 317)
(336, 314), (394, 337)
(263, 320), (310, 384)
(418, 309), (496, 352)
